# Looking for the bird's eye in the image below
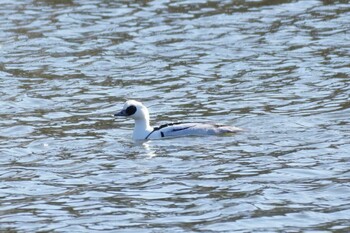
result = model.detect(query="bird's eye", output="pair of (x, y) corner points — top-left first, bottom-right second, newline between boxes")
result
(126, 105), (137, 115)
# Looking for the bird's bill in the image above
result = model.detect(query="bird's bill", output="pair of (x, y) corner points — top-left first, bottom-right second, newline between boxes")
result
(114, 109), (127, 117)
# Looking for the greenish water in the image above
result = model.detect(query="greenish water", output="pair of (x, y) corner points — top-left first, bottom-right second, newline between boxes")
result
(1, 0), (349, 232)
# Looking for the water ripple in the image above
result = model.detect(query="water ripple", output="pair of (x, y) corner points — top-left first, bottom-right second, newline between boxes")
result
(1, 0), (350, 232)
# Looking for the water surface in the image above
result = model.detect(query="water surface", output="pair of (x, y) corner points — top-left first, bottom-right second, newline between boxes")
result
(1, 0), (350, 232)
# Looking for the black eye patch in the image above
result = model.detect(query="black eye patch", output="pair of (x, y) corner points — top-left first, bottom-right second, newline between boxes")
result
(125, 105), (137, 115)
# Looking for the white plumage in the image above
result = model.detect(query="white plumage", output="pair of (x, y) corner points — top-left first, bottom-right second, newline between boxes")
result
(114, 100), (242, 140)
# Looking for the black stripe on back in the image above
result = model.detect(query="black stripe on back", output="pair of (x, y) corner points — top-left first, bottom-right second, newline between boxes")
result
(171, 126), (192, 132)
(153, 122), (185, 131)
(145, 122), (191, 139)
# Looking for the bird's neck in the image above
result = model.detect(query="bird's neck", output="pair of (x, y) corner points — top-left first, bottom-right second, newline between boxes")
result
(133, 117), (153, 140)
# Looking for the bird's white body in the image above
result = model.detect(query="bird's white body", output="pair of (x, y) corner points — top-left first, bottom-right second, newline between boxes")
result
(115, 100), (242, 140)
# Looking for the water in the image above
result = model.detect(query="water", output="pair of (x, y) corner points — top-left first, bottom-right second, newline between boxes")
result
(1, 0), (350, 232)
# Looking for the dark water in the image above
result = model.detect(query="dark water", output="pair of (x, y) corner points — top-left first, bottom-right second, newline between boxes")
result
(1, 0), (350, 232)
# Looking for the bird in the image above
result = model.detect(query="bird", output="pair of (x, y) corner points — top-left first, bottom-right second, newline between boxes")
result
(114, 100), (242, 140)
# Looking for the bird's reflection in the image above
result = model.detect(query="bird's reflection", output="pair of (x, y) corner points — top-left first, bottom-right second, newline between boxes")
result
(138, 141), (157, 158)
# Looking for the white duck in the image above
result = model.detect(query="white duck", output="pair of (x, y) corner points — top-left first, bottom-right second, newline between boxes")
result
(114, 100), (242, 140)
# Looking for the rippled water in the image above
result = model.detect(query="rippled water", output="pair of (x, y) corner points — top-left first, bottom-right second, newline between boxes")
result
(1, 0), (350, 232)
